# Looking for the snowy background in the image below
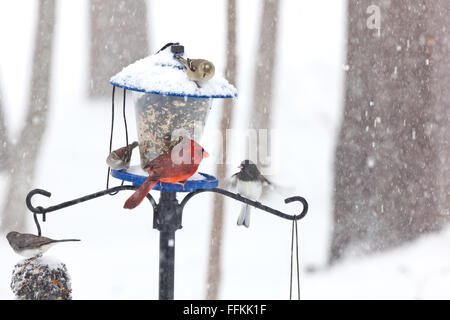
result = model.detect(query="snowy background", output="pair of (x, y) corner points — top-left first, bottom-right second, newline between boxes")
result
(1, 0), (449, 299)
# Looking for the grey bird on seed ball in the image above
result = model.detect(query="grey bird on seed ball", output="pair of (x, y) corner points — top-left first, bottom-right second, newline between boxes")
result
(6, 231), (80, 259)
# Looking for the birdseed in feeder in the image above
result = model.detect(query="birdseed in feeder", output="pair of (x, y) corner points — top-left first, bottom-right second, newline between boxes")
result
(134, 92), (211, 168)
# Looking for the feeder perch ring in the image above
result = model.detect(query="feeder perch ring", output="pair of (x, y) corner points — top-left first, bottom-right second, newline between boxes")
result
(111, 168), (218, 192)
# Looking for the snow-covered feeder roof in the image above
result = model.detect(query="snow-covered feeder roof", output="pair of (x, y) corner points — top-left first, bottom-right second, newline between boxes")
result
(110, 49), (237, 99)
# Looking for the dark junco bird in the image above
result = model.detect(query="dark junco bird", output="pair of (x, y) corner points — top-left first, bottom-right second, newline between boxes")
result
(232, 160), (271, 228)
(6, 231), (80, 259)
(106, 141), (139, 170)
(175, 56), (215, 88)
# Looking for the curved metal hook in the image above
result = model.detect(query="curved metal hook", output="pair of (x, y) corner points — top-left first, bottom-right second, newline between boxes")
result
(26, 186), (157, 215)
(25, 186), (158, 236)
(26, 189), (51, 214)
(26, 189), (52, 236)
(284, 196), (308, 220)
(32, 213), (42, 236)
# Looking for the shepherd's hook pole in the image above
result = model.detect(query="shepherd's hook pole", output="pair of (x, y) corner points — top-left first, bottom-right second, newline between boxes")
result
(26, 186), (307, 300)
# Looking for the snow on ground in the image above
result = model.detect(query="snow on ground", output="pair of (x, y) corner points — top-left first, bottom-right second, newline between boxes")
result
(1, 0), (449, 300)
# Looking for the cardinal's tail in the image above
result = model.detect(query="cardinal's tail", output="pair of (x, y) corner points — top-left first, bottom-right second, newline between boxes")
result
(124, 175), (158, 209)
(237, 204), (251, 228)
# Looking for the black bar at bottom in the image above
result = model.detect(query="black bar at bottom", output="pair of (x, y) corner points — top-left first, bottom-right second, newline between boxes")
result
(159, 230), (175, 300)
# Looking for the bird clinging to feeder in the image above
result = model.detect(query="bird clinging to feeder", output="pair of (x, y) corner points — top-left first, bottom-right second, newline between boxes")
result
(106, 141), (139, 170)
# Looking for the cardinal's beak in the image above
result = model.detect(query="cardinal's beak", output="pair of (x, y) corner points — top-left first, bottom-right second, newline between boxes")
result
(238, 165), (243, 169)
(203, 150), (209, 158)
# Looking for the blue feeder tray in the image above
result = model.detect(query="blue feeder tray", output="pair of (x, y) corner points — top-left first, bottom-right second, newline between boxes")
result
(111, 167), (218, 192)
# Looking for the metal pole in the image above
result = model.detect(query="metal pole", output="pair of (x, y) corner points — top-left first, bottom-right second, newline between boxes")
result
(155, 191), (182, 300)
(159, 230), (175, 300)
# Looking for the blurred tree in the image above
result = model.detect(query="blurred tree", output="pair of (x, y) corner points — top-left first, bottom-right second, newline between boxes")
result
(1, 0), (56, 233)
(89, 0), (149, 98)
(206, 0), (237, 300)
(249, 0), (280, 168)
(205, 0), (280, 299)
(0, 82), (8, 172)
(331, 0), (449, 263)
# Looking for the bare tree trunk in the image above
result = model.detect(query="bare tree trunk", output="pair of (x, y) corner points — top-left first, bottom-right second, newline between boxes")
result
(249, 0), (280, 167)
(0, 0), (56, 233)
(206, 0), (237, 300)
(428, 0), (450, 219)
(0, 81), (9, 171)
(205, 0), (279, 299)
(330, 0), (448, 263)
(89, 0), (149, 98)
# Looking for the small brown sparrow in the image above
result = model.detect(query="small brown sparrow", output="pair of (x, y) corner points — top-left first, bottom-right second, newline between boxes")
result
(106, 141), (139, 170)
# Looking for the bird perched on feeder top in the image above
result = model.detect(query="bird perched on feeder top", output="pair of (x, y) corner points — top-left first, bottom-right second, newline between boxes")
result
(106, 141), (139, 170)
(175, 55), (215, 88)
(232, 160), (272, 228)
(123, 137), (209, 209)
(6, 231), (80, 259)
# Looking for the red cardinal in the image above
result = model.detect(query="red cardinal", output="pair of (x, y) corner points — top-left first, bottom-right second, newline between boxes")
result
(123, 138), (209, 209)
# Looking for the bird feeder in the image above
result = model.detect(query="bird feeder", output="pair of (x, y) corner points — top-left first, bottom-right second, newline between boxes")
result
(22, 43), (308, 301)
(109, 44), (237, 169)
